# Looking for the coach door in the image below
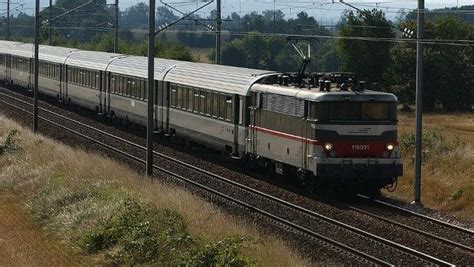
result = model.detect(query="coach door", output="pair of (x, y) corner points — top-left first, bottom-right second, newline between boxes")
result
(104, 72), (111, 115)
(60, 65), (68, 102)
(301, 101), (310, 172)
(5, 55), (11, 82)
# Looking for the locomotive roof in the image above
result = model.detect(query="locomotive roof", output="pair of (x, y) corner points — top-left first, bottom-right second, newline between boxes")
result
(251, 84), (398, 102)
(0, 41), (278, 96)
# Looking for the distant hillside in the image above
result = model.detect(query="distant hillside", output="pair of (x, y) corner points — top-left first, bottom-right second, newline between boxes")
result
(406, 5), (474, 23)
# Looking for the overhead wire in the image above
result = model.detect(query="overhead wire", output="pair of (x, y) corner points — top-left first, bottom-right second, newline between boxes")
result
(2, 0), (472, 49)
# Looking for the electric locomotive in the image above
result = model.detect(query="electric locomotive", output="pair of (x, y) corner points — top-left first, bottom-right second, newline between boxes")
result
(247, 73), (403, 193)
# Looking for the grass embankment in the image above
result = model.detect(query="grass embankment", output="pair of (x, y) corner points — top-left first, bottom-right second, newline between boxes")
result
(0, 115), (308, 266)
(386, 112), (474, 220)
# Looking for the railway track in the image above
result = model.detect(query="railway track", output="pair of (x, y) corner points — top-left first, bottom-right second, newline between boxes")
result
(0, 88), (471, 265)
(352, 195), (474, 252)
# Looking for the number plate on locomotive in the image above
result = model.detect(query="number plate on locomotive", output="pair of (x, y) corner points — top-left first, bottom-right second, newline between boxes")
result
(352, 144), (370, 151)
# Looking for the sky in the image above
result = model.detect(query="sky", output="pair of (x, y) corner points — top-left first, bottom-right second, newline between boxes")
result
(6, 0), (474, 25)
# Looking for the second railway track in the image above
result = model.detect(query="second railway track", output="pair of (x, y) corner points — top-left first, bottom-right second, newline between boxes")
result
(1, 87), (473, 265)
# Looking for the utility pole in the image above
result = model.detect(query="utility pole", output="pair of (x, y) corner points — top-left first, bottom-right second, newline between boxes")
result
(414, 0), (424, 204)
(49, 0), (53, 45)
(114, 0), (119, 53)
(215, 0), (221, 64)
(33, 0), (39, 132)
(273, 0), (276, 34)
(146, 0), (155, 176)
(6, 0), (10, 40)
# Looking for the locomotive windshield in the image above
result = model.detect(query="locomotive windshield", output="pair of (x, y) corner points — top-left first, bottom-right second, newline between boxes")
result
(309, 102), (397, 122)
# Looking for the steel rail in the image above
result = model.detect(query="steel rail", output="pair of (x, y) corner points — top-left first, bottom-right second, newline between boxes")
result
(348, 205), (474, 253)
(0, 91), (454, 266)
(0, 95), (390, 266)
(358, 194), (474, 235)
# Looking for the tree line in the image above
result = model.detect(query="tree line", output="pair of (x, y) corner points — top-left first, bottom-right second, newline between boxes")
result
(0, 1), (472, 111)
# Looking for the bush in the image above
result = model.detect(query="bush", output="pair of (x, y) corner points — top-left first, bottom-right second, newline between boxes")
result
(81, 198), (251, 265)
(400, 130), (463, 161)
(0, 130), (19, 156)
(182, 236), (250, 267)
(81, 198), (192, 264)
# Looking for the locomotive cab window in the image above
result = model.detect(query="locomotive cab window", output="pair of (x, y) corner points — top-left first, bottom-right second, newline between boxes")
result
(309, 102), (396, 122)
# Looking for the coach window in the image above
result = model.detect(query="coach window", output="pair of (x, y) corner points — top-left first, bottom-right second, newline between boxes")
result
(55, 65), (59, 80)
(193, 89), (200, 113)
(139, 80), (145, 100)
(120, 76), (125, 95)
(78, 69), (82, 85)
(125, 77), (130, 96)
(125, 78), (130, 96)
(212, 93), (219, 118)
(142, 80), (148, 100)
(131, 78), (137, 97)
(86, 70), (90, 87)
(88, 70), (92, 87)
(218, 94), (226, 120)
(187, 87), (193, 112)
(89, 71), (94, 88)
(74, 68), (78, 84)
(199, 91), (206, 115)
(135, 79), (141, 99)
(120, 76), (126, 95)
(171, 85), (177, 108)
(72, 68), (76, 84)
(206, 91), (212, 116)
(130, 79), (136, 98)
(42, 62), (46, 78)
(71, 68), (75, 84)
(85, 70), (89, 87)
(180, 86), (187, 110)
(113, 75), (118, 94)
(131, 78), (136, 97)
(121, 76), (126, 95)
(83, 70), (87, 87)
(79, 70), (83, 86)
(114, 75), (119, 94)
(225, 95), (233, 122)
(176, 85), (183, 108)
(95, 72), (99, 89)
(136, 79), (142, 98)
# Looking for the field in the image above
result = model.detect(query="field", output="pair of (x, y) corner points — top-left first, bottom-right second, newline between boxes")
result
(0, 115), (309, 266)
(386, 112), (474, 220)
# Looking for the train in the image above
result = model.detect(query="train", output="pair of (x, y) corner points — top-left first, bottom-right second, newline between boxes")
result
(0, 41), (403, 194)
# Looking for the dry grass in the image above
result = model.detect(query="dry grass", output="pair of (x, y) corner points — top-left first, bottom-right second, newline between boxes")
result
(0, 188), (84, 266)
(386, 112), (474, 220)
(0, 115), (310, 266)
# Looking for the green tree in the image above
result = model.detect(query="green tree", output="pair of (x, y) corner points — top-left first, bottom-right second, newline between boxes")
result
(388, 16), (473, 111)
(337, 9), (395, 84)
(220, 34), (300, 71)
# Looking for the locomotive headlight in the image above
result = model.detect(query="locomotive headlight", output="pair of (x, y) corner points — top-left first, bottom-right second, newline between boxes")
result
(324, 143), (333, 151)
(386, 143), (394, 152)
